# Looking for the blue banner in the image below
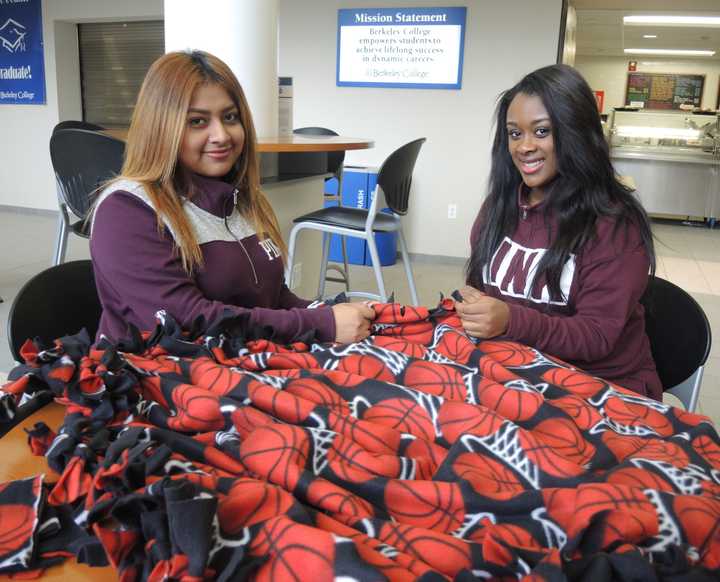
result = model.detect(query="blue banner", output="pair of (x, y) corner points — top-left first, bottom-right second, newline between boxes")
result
(0, 0), (46, 105)
(337, 7), (467, 90)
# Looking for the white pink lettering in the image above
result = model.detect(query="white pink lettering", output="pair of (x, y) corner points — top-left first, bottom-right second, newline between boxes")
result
(483, 236), (575, 305)
(258, 238), (282, 261)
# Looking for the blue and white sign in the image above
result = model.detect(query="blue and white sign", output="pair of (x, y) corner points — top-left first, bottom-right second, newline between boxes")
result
(337, 7), (466, 89)
(0, 0), (46, 105)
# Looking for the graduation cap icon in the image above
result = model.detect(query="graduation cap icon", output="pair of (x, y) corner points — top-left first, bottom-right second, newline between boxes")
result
(0, 19), (27, 53)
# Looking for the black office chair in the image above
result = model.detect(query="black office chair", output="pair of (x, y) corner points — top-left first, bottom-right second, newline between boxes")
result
(53, 120), (105, 133)
(51, 122), (106, 265)
(294, 126), (350, 293)
(641, 276), (712, 412)
(7, 260), (103, 363)
(50, 127), (125, 265)
(3, 260), (102, 436)
(286, 138), (425, 305)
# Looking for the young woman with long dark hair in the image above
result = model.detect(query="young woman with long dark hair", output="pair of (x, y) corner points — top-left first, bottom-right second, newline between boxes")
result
(458, 64), (661, 400)
(90, 51), (373, 344)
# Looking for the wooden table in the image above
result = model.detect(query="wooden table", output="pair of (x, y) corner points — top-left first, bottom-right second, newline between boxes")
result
(256, 135), (373, 152)
(0, 400), (118, 580)
(102, 128), (373, 153)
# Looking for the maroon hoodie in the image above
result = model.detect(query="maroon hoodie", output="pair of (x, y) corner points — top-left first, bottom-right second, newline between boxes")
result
(90, 174), (335, 344)
(470, 191), (662, 400)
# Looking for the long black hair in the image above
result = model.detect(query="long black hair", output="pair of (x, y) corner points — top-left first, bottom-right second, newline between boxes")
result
(466, 64), (654, 301)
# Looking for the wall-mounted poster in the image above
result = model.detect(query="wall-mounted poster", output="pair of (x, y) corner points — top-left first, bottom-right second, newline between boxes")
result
(337, 7), (467, 89)
(0, 0), (46, 105)
(625, 72), (703, 110)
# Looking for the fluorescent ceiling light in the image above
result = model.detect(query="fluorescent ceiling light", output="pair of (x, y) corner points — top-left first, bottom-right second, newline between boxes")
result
(624, 48), (716, 56)
(624, 15), (720, 27)
(643, 34), (658, 38)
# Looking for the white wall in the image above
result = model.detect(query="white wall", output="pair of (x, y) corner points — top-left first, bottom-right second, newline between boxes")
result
(279, 0), (562, 258)
(0, 0), (162, 213)
(576, 55), (720, 115)
(1, 0), (562, 261)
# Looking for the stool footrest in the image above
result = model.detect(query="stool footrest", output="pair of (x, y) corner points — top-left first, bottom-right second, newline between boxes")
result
(345, 291), (386, 302)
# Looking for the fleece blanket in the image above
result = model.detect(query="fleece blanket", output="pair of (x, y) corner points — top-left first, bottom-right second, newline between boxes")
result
(0, 298), (718, 581)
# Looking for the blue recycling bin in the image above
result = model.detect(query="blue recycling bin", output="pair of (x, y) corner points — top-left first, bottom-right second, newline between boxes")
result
(324, 167), (397, 266)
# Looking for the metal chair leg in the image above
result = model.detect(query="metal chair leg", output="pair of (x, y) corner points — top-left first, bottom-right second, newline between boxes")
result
(340, 235), (351, 291)
(666, 366), (703, 412)
(397, 229), (419, 306)
(285, 224), (301, 288)
(366, 233), (388, 302)
(53, 210), (70, 266)
(323, 236), (350, 292)
(317, 233), (331, 299)
(336, 171), (350, 291)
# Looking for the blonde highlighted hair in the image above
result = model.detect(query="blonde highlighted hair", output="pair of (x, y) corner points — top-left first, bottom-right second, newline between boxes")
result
(114, 50), (285, 272)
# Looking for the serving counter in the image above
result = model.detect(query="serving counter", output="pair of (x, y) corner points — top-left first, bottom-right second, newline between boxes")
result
(608, 109), (720, 225)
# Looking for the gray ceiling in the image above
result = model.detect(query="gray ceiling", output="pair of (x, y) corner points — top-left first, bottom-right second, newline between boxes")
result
(572, 1), (720, 60)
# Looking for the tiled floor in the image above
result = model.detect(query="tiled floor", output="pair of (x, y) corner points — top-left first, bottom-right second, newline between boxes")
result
(1, 208), (719, 423)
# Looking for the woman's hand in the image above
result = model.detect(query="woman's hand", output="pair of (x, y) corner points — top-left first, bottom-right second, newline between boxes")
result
(332, 302), (376, 343)
(456, 285), (486, 304)
(455, 293), (510, 339)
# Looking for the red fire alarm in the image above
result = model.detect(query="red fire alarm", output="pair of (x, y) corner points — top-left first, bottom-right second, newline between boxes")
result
(593, 90), (605, 113)
(628, 60), (637, 71)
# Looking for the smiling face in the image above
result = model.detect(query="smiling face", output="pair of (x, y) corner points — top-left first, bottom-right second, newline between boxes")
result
(506, 92), (558, 203)
(178, 83), (245, 178)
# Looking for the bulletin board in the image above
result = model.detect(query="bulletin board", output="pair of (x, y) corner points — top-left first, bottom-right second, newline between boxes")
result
(625, 72), (704, 110)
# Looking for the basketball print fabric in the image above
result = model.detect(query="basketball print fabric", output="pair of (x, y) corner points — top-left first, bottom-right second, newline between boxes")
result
(0, 477), (42, 572)
(0, 297), (719, 580)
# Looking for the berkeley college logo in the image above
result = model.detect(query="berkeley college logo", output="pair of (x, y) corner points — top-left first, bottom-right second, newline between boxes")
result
(0, 18), (27, 53)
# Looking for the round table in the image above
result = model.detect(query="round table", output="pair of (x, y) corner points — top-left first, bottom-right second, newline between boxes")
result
(101, 129), (373, 153)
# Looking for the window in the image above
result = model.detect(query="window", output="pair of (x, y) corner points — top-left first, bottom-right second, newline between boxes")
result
(78, 21), (164, 127)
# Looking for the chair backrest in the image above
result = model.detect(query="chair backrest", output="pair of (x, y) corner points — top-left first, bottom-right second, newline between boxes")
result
(374, 138), (426, 216)
(53, 120), (105, 134)
(49, 128), (125, 219)
(640, 276), (712, 390)
(293, 126), (345, 180)
(7, 260), (103, 362)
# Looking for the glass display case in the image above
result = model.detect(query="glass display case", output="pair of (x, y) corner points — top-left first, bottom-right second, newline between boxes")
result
(608, 109), (720, 225)
(610, 109), (719, 156)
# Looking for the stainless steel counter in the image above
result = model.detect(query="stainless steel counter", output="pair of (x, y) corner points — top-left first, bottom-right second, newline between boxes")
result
(611, 146), (719, 222)
(607, 109), (720, 223)
(611, 145), (717, 166)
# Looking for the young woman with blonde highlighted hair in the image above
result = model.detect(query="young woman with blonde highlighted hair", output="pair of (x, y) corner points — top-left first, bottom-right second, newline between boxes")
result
(91, 50), (373, 343)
